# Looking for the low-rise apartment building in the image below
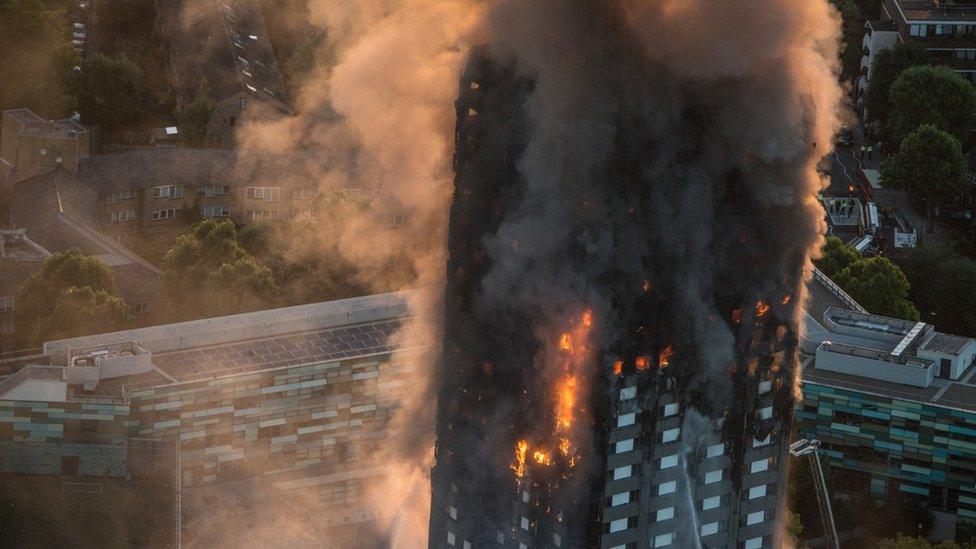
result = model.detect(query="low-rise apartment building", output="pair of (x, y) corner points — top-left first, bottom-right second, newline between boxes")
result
(0, 109), (89, 190)
(797, 304), (976, 541)
(0, 290), (422, 543)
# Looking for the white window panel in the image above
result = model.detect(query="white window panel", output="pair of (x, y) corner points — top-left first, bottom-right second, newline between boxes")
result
(745, 538), (763, 549)
(447, 532), (456, 546)
(662, 428), (679, 442)
(753, 434), (771, 447)
(747, 511), (765, 525)
(701, 522), (719, 536)
(617, 412), (636, 427)
(449, 506), (457, 519)
(609, 546), (626, 549)
(758, 380), (771, 394)
(520, 516), (529, 530)
(519, 544), (527, 549)
(749, 485), (767, 499)
(706, 443), (724, 458)
(658, 480), (676, 495)
(758, 406), (773, 420)
(609, 518), (628, 533)
(654, 533), (673, 548)
(522, 490), (529, 503)
(702, 496), (720, 511)
(552, 533), (561, 547)
(663, 402), (679, 416)
(611, 492), (630, 506)
(751, 459), (769, 473)
(464, 542), (472, 549)
(620, 386), (636, 400)
(0, 296), (14, 312)
(656, 507), (675, 521)
(613, 465), (632, 480)
(615, 439), (634, 453)
(660, 454), (678, 469)
(704, 470), (722, 484)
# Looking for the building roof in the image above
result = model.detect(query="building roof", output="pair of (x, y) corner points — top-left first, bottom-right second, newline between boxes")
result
(866, 19), (898, 31)
(76, 148), (339, 192)
(0, 230), (49, 263)
(9, 168), (160, 304)
(156, 0), (290, 112)
(3, 108), (87, 139)
(891, 0), (976, 22)
(921, 332), (973, 356)
(34, 290), (420, 398)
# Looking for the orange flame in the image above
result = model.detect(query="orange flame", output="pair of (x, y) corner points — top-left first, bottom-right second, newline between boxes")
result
(635, 355), (649, 371)
(642, 279), (652, 293)
(555, 376), (577, 429)
(612, 360), (623, 376)
(781, 294), (791, 305)
(558, 437), (571, 456)
(659, 345), (674, 368)
(559, 333), (573, 353)
(533, 450), (552, 466)
(755, 300), (770, 318)
(512, 439), (528, 478)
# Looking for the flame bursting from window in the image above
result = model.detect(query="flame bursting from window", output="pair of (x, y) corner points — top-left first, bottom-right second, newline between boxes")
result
(755, 300), (770, 318)
(658, 344), (673, 368)
(512, 439), (529, 478)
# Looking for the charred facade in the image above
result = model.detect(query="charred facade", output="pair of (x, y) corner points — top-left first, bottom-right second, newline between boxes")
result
(430, 47), (807, 549)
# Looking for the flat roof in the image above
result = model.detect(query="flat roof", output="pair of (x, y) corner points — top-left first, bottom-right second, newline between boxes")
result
(922, 332), (973, 356)
(893, 0), (976, 21)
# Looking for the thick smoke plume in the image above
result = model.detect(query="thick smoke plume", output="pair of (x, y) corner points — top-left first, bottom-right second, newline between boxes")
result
(223, 0), (843, 546)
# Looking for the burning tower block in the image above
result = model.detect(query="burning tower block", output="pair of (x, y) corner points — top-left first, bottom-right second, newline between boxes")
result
(430, 47), (807, 549)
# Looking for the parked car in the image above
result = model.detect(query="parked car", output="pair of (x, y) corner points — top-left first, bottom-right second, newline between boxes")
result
(72, 22), (86, 40)
(835, 127), (855, 147)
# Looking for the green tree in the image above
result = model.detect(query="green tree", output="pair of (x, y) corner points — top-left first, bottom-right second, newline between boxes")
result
(161, 219), (279, 319)
(834, 256), (920, 320)
(76, 52), (151, 128)
(881, 124), (968, 232)
(174, 76), (214, 146)
(830, 0), (866, 84)
(887, 65), (976, 145)
(898, 245), (976, 338)
(14, 249), (132, 347)
(96, 0), (155, 38)
(785, 510), (805, 546)
(865, 42), (932, 127)
(0, 0), (79, 115)
(815, 236), (861, 277)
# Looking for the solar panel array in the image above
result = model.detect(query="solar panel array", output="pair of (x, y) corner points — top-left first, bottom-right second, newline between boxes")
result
(152, 319), (404, 382)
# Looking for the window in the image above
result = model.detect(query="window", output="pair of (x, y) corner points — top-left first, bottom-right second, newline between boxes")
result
(701, 522), (719, 536)
(662, 428), (679, 443)
(109, 210), (136, 223)
(613, 465), (632, 480)
(702, 496), (720, 510)
(758, 380), (771, 394)
(520, 516), (529, 530)
(707, 443), (724, 458)
(658, 480), (676, 495)
(758, 406), (773, 420)
(663, 402), (679, 416)
(201, 204), (230, 218)
(246, 210), (280, 220)
(745, 538), (763, 549)
(152, 185), (182, 199)
(614, 439), (634, 453)
(620, 386), (636, 400)
(447, 531), (456, 546)
(609, 518), (628, 533)
(200, 185), (232, 196)
(653, 533), (673, 547)
(910, 24), (921, 36)
(656, 507), (675, 521)
(749, 485), (767, 499)
(617, 413), (636, 428)
(0, 296), (14, 312)
(660, 454), (678, 469)
(551, 534), (560, 548)
(611, 492), (630, 506)
(247, 187), (281, 201)
(747, 511), (765, 525)
(133, 302), (151, 315)
(751, 458), (770, 473)
(295, 187), (315, 199)
(521, 490), (529, 503)
(1, 322), (13, 335)
(151, 208), (180, 221)
(106, 189), (137, 204)
(704, 470), (723, 484)
(753, 434), (771, 447)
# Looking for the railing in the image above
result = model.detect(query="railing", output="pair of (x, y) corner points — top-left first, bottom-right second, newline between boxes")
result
(812, 267), (868, 314)
(0, 365), (63, 396)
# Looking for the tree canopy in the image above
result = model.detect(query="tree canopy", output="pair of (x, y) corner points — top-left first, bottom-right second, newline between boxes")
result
(834, 256), (920, 320)
(897, 245), (976, 338)
(830, 0), (865, 84)
(0, 0), (79, 116)
(887, 65), (976, 145)
(160, 219), (279, 319)
(174, 76), (214, 146)
(865, 42), (932, 127)
(14, 249), (132, 347)
(815, 236), (861, 278)
(881, 124), (967, 230)
(76, 52), (151, 128)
